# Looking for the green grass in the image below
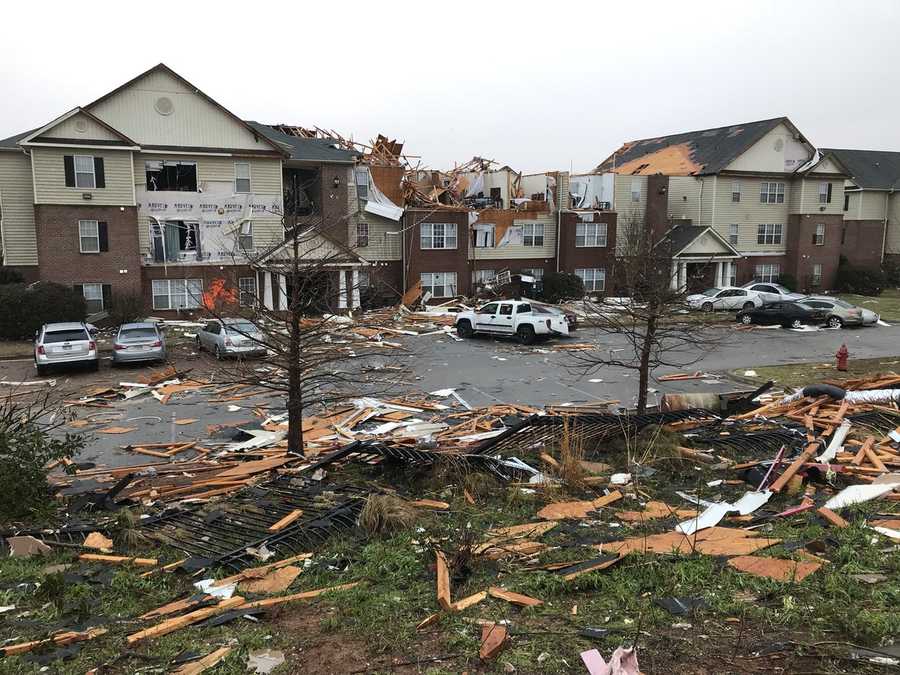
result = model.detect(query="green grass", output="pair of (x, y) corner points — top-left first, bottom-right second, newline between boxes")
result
(729, 355), (900, 388)
(838, 288), (900, 322)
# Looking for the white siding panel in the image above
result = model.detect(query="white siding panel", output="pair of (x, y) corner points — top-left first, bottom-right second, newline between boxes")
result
(723, 123), (814, 174)
(89, 69), (272, 151)
(886, 193), (900, 255)
(795, 178), (843, 215)
(40, 112), (122, 142)
(32, 147), (134, 205)
(0, 152), (38, 265)
(858, 191), (888, 220)
(666, 176), (701, 221)
(614, 175), (647, 254)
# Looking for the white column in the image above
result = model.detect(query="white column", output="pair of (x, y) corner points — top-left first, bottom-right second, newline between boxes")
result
(263, 271), (274, 310)
(338, 270), (348, 309)
(715, 261), (724, 287)
(727, 261), (735, 286)
(277, 274), (288, 310)
(678, 262), (687, 292)
(670, 261), (679, 290)
(351, 269), (361, 309)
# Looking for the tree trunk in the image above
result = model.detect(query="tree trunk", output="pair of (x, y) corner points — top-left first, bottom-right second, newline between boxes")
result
(636, 315), (656, 414)
(287, 236), (304, 456)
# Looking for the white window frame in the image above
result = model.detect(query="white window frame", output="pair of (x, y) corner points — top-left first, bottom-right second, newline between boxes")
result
(575, 267), (606, 292)
(814, 223), (825, 246)
(420, 272), (457, 298)
(238, 276), (257, 307)
(74, 155), (96, 189)
(356, 222), (369, 248)
(420, 222), (457, 249)
(523, 223), (544, 247)
(754, 264), (780, 283)
(731, 181), (741, 202)
(630, 179), (641, 202)
(473, 269), (495, 285)
(521, 267), (544, 281)
(576, 222), (607, 247)
(234, 162), (251, 193)
(355, 167), (369, 201)
(760, 181), (785, 204)
(237, 221), (253, 251)
(79, 219), (100, 253)
(811, 263), (823, 286)
(756, 223), (783, 245)
(82, 283), (104, 313)
(151, 278), (203, 310)
(818, 182), (830, 204)
(729, 223), (739, 246)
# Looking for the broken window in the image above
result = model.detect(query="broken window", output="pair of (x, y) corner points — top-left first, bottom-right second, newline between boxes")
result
(473, 269), (495, 287)
(473, 224), (495, 248)
(150, 221), (201, 262)
(238, 221), (253, 250)
(235, 162), (251, 193)
(284, 168), (320, 217)
(81, 283), (104, 313)
(146, 160), (198, 191)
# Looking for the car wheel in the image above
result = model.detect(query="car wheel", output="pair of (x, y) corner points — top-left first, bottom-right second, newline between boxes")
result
(742, 301), (754, 310)
(740, 314), (753, 325)
(456, 320), (474, 338)
(790, 319), (803, 329)
(195, 336), (202, 352)
(214, 345), (223, 360)
(827, 316), (843, 329)
(701, 301), (713, 312)
(517, 325), (536, 345)
(36, 362), (48, 376)
(89, 360), (99, 372)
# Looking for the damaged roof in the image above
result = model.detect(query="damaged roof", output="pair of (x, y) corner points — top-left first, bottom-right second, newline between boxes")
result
(595, 117), (801, 176)
(820, 148), (900, 190)
(246, 122), (360, 164)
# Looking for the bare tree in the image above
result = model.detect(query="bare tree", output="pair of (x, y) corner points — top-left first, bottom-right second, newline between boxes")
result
(571, 213), (721, 413)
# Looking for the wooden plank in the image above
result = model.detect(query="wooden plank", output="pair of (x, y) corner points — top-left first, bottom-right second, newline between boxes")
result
(769, 441), (820, 493)
(172, 646), (232, 675)
(235, 582), (359, 610)
(435, 550), (452, 610)
(536, 490), (623, 519)
(449, 590), (487, 612)
(127, 597), (245, 644)
(479, 623), (508, 661)
(268, 509), (304, 532)
(817, 506), (849, 528)
(79, 553), (157, 567)
(211, 552), (312, 588)
(487, 586), (542, 607)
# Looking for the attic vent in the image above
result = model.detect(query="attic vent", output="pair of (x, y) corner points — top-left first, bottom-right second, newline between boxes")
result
(73, 119), (88, 133)
(154, 96), (174, 116)
(774, 138), (784, 152)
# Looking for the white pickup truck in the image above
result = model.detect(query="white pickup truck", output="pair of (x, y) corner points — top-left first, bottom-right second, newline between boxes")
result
(455, 300), (570, 344)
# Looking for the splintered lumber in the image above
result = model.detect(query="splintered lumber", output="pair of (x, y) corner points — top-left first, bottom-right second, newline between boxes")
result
(817, 506), (849, 528)
(479, 622), (508, 661)
(556, 555), (621, 581)
(435, 550), (452, 610)
(0, 627), (108, 656)
(658, 371), (704, 382)
(268, 509), (304, 532)
(449, 590), (487, 612)
(239, 566), (302, 594)
(235, 582), (359, 610)
(487, 587), (542, 607)
(127, 596), (245, 644)
(83, 532), (114, 550)
(410, 499), (450, 510)
(79, 553), (158, 567)
(616, 501), (695, 522)
(536, 490), (623, 519)
(727, 555), (822, 582)
(172, 646), (232, 675)
(416, 612), (441, 630)
(769, 441), (821, 492)
(211, 553), (312, 587)
(484, 521), (558, 540)
(603, 527), (780, 557)
(140, 594), (215, 620)
(852, 437), (876, 466)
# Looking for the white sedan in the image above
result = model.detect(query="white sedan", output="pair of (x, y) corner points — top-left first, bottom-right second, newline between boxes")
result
(686, 286), (763, 312)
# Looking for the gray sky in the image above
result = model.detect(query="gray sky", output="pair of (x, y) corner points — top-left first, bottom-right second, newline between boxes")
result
(2, 0), (897, 173)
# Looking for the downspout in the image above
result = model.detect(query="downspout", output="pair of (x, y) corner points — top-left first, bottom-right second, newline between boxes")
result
(555, 175), (562, 273)
(882, 189), (891, 263)
(697, 178), (704, 225)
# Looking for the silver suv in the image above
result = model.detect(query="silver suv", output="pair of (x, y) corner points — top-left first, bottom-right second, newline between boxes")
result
(196, 319), (266, 359)
(34, 322), (98, 375)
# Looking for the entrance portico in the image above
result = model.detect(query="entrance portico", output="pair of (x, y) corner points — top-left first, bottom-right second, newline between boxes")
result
(664, 225), (742, 293)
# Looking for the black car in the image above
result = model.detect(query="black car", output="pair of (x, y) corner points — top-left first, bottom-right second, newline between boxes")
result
(736, 301), (826, 328)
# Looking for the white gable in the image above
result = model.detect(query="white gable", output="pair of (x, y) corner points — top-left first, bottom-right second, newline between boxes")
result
(723, 123), (814, 174)
(678, 230), (733, 256)
(39, 111), (125, 143)
(812, 156), (844, 175)
(87, 68), (273, 151)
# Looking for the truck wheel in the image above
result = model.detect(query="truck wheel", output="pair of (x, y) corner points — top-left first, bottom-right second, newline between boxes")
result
(456, 320), (474, 338)
(517, 325), (536, 345)
(827, 316), (843, 329)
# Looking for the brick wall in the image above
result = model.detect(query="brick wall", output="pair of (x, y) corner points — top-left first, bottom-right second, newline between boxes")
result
(735, 255), (788, 285)
(645, 175), (671, 243)
(34, 204), (142, 295)
(402, 209), (470, 298)
(558, 211), (617, 273)
(841, 220), (885, 268)
(140, 264), (254, 318)
(786, 213), (843, 290)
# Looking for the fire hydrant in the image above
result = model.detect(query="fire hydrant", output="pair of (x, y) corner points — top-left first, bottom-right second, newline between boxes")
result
(836, 344), (849, 372)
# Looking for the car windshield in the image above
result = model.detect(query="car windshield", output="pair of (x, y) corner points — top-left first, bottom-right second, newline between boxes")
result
(121, 327), (158, 339)
(226, 322), (257, 334)
(701, 288), (720, 297)
(44, 329), (88, 343)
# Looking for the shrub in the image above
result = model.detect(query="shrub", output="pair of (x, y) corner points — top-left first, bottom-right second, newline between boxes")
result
(777, 273), (797, 291)
(107, 291), (148, 325)
(834, 257), (887, 296)
(0, 267), (24, 284)
(0, 283), (86, 339)
(540, 272), (585, 303)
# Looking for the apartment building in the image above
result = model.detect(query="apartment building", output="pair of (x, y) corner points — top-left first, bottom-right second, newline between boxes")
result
(594, 117), (854, 291)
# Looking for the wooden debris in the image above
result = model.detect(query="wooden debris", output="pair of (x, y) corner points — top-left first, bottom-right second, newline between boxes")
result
(435, 550), (452, 610)
(236, 582), (360, 610)
(479, 622), (508, 661)
(449, 590), (487, 612)
(268, 509), (304, 532)
(817, 506), (849, 528)
(98, 426), (137, 434)
(556, 555), (621, 581)
(83, 532), (114, 551)
(603, 527), (780, 557)
(487, 587), (542, 607)
(239, 565), (302, 594)
(727, 555), (822, 582)
(410, 499), (450, 510)
(127, 597), (245, 644)
(211, 553), (312, 588)
(79, 553), (158, 567)
(615, 501), (695, 522)
(1, 627), (107, 656)
(172, 646), (232, 675)
(537, 490), (623, 519)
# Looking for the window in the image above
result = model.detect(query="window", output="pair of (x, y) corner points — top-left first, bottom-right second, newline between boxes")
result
(818, 182), (832, 204)
(420, 223), (457, 249)
(151, 278), (203, 310)
(146, 160), (198, 191)
(756, 223), (783, 245)
(473, 269), (495, 286)
(732, 181), (741, 202)
(843, 194), (850, 211)
(630, 179), (641, 202)
(754, 264), (780, 283)
(81, 283), (104, 313)
(237, 221), (253, 250)
(575, 267), (606, 292)
(814, 223), (825, 246)
(499, 303), (513, 316)
(79, 220), (100, 253)
(729, 223), (739, 246)
(517, 303), (532, 314)
(355, 167), (369, 201)
(179, 222), (200, 253)
(520, 268), (543, 282)
(356, 222), (369, 248)
(420, 272), (457, 298)
(238, 277), (257, 307)
(473, 224), (495, 248)
(523, 223), (544, 247)
(234, 162), (251, 193)
(74, 155), (96, 189)
(478, 303), (499, 315)
(760, 182), (785, 204)
(811, 263), (823, 287)
(575, 222), (608, 247)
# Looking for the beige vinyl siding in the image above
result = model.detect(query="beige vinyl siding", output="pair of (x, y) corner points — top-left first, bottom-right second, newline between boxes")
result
(857, 191), (888, 221)
(723, 123), (813, 174)
(347, 170), (401, 261)
(666, 176), (701, 221)
(40, 112), (123, 142)
(614, 175), (647, 254)
(794, 178), (843, 214)
(31, 147), (134, 205)
(468, 213), (557, 260)
(885, 193), (900, 255)
(0, 152), (38, 265)
(711, 176), (789, 252)
(89, 69), (275, 151)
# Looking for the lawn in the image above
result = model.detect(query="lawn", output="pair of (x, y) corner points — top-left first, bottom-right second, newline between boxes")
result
(838, 288), (900, 322)
(729, 355), (900, 389)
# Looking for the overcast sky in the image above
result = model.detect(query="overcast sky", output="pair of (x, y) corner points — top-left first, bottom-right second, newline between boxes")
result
(1, 1), (897, 173)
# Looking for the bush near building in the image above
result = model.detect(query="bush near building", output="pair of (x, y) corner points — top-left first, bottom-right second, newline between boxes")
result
(540, 272), (585, 303)
(834, 256), (887, 297)
(0, 283), (87, 340)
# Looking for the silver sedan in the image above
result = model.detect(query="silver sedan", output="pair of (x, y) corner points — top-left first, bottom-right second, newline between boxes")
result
(112, 322), (167, 364)
(196, 319), (267, 359)
(797, 296), (879, 328)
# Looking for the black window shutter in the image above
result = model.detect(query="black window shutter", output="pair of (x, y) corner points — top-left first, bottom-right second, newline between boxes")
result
(102, 284), (112, 310)
(64, 156), (75, 187)
(98, 222), (109, 251)
(94, 157), (106, 188)
(827, 183), (833, 203)
(72, 284), (83, 297)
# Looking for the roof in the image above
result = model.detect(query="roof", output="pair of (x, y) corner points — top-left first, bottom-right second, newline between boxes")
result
(0, 128), (35, 150)
(595, 117), (801, 176)
(20, 107), (139, 147)
(245, 122), (359, 164)
(820, 148), (900, 190)
(660, 224), (741, 258)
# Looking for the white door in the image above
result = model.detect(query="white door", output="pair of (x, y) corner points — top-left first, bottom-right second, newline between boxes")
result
(492, 303), (516, 333)
(474, 303), (499, 331)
